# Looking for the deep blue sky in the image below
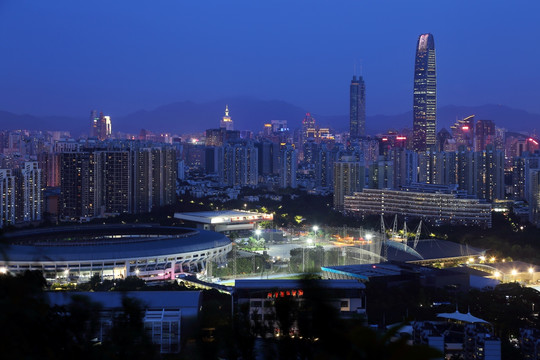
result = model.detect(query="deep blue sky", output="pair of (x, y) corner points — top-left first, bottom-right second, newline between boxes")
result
(1, 0), (539, 118)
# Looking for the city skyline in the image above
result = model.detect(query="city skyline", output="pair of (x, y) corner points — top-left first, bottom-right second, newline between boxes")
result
(1, 1), (540, 119)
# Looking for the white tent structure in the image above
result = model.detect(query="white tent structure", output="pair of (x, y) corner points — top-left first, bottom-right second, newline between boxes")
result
(437, 310), (489, 324)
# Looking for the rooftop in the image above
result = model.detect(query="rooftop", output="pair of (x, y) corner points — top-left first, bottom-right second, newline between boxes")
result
(174, 210), (273, 224)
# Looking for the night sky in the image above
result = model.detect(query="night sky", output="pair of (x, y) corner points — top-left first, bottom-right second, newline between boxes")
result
(1, 1), (539, 118)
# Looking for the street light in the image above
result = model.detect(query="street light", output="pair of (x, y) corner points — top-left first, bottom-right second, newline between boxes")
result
(313, 226), (319, 244)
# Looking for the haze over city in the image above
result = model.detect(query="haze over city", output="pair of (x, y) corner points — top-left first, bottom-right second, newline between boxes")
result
(2, 0), (540, 120)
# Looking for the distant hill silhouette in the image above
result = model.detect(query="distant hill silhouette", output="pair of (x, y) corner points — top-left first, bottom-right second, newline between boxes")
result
(1, 100), (539, 135)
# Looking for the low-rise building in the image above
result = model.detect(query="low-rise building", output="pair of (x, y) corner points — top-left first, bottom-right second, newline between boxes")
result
(174, 210), (273, 233)
(234, 279), (366, 337)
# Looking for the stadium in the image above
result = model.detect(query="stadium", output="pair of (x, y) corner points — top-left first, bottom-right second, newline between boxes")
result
(0, 225), (232, 282)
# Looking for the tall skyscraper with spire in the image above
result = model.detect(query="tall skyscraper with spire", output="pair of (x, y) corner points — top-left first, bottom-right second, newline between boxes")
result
(220, 105), (234, 130)
(349, 75), (366, 139)
(412, 33), (437, 152)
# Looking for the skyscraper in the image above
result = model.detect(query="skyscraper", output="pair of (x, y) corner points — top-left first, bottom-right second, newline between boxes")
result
(350, 75), (366, 139)
(412, 33), (437, 152)
(220, 105), (234, 130)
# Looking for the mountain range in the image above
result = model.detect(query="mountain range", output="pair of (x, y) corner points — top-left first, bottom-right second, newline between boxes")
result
(1, 98), (539, 136)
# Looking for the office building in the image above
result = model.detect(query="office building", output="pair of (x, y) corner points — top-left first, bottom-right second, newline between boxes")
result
(302, 112), (316, 144)
(450, 115), (475, 151)
(220, 105), (234, 130)
(412, 33), (437, 152)
(234, 280), (366, 337)
(350, 75), (366, 139)
(91, 112), (112, 141)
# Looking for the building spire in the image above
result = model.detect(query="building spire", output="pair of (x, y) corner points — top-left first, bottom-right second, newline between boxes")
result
(225, 104), (229, 117)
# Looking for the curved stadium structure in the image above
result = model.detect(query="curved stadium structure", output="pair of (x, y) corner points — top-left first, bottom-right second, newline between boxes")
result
(0, 225), (232, 282)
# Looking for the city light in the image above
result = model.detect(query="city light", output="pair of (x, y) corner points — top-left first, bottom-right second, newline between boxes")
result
(365, 233), (373, 241)
(313, 225), (319, 232)
(529, 267), (534, 274)
(255, 229), (262, 236)
(0, 267), (7, 274)
(479, 256), (486, 262)
(511, 269), (518, 276)
(494, 271), (501, 278)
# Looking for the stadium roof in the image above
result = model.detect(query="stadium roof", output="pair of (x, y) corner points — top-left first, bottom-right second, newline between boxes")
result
(387, 239), (485, 262)
(1, 225), (230, 263)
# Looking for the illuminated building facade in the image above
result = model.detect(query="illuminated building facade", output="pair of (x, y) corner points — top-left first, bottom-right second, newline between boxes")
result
(60, 144), (177, 220)
(344, 184), (492, 228)
(302, 112), (316, 144)
(333, 156), (365, 209)
(0, 169), (16, 227)
(350, 75), (366, 139)
(220, 105), (234, 130)
(279, 145), (297, 188)
(220, 143), (258, 186)
(529, 169), (540, 227)
(413, 33), (437, 152)
(450, 115), (475, 151)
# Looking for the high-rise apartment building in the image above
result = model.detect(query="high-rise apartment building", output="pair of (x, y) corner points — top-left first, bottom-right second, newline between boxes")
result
(350, 75), (366, 139)
(529, 169), (540, 227)
(219, 143), (258, 187)
(0, 169), (16, 227)
(333, 156), (364, 209)
(475, 119), (496, 151)
(17, 161), (42, 222)
(279, 145), (297, 189)
(59, 142), (177, 220)
(412, 33), (437, 152)
(60, 151), (95, 219)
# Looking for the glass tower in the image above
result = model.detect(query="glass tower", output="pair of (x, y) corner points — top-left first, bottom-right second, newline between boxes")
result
(413, 33), (436, 152)
(350, 75), (366, 139)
